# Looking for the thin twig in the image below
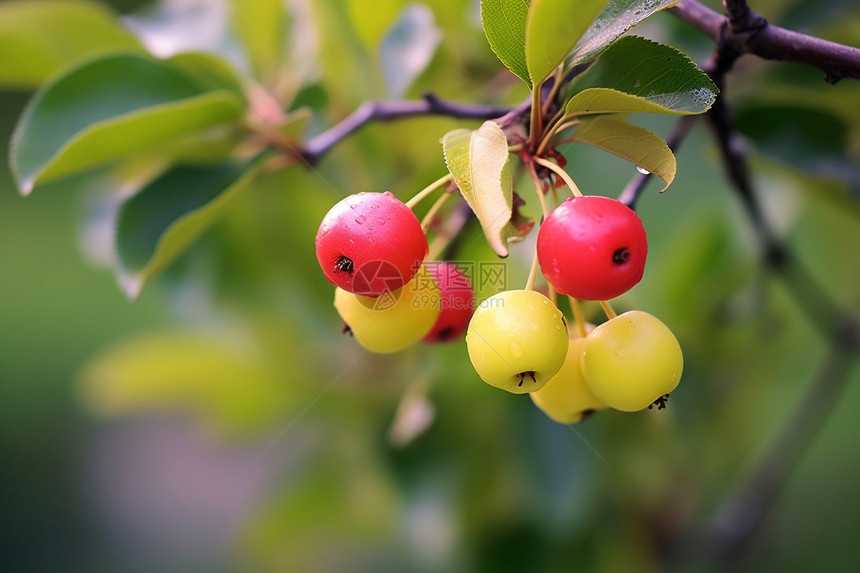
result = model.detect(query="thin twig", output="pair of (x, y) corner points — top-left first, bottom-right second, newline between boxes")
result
(303, 93), (512, 163)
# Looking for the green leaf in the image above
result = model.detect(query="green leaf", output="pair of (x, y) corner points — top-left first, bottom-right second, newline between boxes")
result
(10, 53), (247, 195)
(441, 121), (516, 257)
(0, 0), (143, 88)
(571, 116), (676, 191)
(567, 0), (679, 67)
(480, 0), (531, 86)
(230, 0), (289, 84)
(167, 51), (247, 99)
(736, 103), (860, 200)
(347, 0), (407, 51)
(115, 157), (266, 299)
(525, 0), (608, 85)
(275, 107), (313, 144)
(567, 36), (718, 115)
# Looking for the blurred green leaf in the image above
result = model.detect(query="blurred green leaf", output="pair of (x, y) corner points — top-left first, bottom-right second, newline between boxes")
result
(441, 121), (516, 257)
(80, 329), (287, 435)
(115, 156), (266, 299)
(380, 3), (442, 98)
(568, 36), (717, 115)
(567, 0), (678, 68)
(11, 53), (247, 195)
(346, 0), (406, 52)
(526, 0), (607, 85)
(571, 116), (676, 190)
(275, 107), (313, 144)
(230, 0), (289, 84)
(167, 51), (247, 98)
(480, 0), (531, 86)
(0, 0), (143, 88)
(736, 103), (860, 199)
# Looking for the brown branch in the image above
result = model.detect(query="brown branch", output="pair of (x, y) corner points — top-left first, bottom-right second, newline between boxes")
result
(303, 93), (512, 164)
(671, 0), (860, 83)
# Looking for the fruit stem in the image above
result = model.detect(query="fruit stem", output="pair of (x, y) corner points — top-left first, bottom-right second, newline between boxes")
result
(599, 300), (617, 320)
(534, 156), (583, 197)
(405, 173), (453, 209)
(568, 296), (587, 339)
(420, 191), (453, 232)
(525, 246), (540, 291)
(548, 282), (558, 307)
(526, 162), (551, 219)
(551, 186), (560, 209)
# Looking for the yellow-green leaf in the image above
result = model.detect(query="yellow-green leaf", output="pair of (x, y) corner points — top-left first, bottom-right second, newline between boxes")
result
(441, 121), (514, 257)
(80, 329), (288, 435)
(230, 0), (289, 84)
(0, 0), (143, 88)
(571, 117), (676, 191)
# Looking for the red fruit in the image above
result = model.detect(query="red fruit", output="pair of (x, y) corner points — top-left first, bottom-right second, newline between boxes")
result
(315, 192), (428, 296)
(422, 262), (475, 343)
(537, 195), (647, 300)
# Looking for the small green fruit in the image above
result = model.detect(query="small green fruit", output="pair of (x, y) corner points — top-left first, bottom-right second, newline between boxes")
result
(334, 266), (440, 353)
(531, 332), (607, 424)
(466, 290), (568, 394)
(582, 310), (683, 412)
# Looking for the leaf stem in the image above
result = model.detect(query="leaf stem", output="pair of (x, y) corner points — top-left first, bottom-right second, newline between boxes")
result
(534, 156), (583, 197)
(568, 296), (588, 338)
(536, 113), (576, 156)
(530, 88), (544, 147)
(405, 173), (453, 209)
(542, 68), (564, 117)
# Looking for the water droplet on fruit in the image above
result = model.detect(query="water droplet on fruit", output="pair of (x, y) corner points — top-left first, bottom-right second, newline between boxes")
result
(510, 342), (523, 357)
(375, 217), (386, 225)
(354, 215), (366, 224)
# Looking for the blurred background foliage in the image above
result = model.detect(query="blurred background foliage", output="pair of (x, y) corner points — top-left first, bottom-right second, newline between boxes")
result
(1, 0), (859, 571)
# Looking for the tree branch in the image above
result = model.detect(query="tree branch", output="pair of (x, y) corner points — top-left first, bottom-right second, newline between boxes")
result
(302, 93), (512, 164)
(671, 0), (860, 83)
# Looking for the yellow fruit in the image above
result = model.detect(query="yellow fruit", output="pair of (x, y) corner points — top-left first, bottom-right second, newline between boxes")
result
(334, 266), (440, 353)
(531, 335), (607, 423)
(582, 310), (683, 412)
(466, 290), (568, 394)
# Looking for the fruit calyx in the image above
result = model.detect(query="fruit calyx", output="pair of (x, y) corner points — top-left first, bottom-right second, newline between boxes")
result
(517, 371), (537, 387)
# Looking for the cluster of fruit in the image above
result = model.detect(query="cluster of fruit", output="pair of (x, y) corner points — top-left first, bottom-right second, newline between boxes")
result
(315, 191), (476, 353)
(468, 195), (683, 421)
(315, 188), (683, 424)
